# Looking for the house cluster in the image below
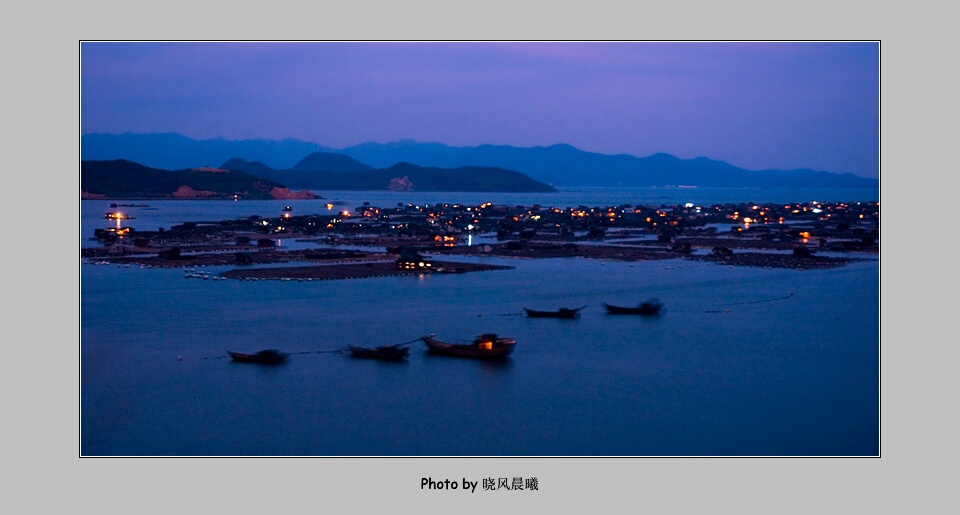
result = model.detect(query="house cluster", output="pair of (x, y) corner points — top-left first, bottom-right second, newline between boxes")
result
(90, 199), (879, 255)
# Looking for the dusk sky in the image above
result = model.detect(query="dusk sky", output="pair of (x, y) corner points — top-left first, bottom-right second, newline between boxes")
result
(80, 41), (879, 178)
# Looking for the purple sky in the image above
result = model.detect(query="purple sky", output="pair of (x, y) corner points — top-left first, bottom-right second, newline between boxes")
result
(80, 41), (879, 178)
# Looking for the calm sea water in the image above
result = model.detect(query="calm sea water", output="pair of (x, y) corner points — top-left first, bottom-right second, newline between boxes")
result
(80, 187), (880, 456)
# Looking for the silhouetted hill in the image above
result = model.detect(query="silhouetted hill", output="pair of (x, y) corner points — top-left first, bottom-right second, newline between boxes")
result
(221, 158), (275, 176)
(291, 152), (373, 172)
(81, 133), (879, 189)
(80, 159), (316, 200)
(234, 151), (379, 189)
(314, 162), (556, 192)
(217, 153), (556, 192)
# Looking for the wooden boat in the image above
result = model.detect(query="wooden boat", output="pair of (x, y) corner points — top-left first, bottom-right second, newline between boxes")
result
(421, 333), (517, 359)
(347, 344), (410, 361)
(603, 299), (664, 316)
(523, 306), (585, 319)
(227, 349), (289, 364)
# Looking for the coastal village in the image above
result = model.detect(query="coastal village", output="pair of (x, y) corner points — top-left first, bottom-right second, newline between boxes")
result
(82, 198), (879, 280)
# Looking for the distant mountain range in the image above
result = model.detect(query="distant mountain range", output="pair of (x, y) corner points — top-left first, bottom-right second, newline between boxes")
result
(81, 132), (879, 189)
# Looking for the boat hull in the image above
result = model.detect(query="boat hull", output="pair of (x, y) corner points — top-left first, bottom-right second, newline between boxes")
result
(603, 302), (663, 315)
(227, 350), (289, 364)
(421, 335), (516, 359)
(348, 345), (410, 361)
(523, 307), (582, 319)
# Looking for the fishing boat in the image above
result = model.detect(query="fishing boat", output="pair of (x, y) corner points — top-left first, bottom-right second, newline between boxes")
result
(347, 344), (410, 361)
(523, 306), (585, 319)
(104, 212), (135, 220)
(421, 333), (517, 359)
(603, 298), (664, 316)
(227, 349), (289, 364)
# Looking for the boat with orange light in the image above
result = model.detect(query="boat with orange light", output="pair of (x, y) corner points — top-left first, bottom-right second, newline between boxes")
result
(104, 212), (135, 220)
(421, 333), (516, 359)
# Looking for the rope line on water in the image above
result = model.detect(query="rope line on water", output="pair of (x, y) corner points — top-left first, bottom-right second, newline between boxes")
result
(192, 337), (426, 361)
(720, 292), (795, 307)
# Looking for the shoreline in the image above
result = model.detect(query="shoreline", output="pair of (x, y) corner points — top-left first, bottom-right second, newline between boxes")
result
(82, 197), (878, 276)
(82, 240), (864, 277)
